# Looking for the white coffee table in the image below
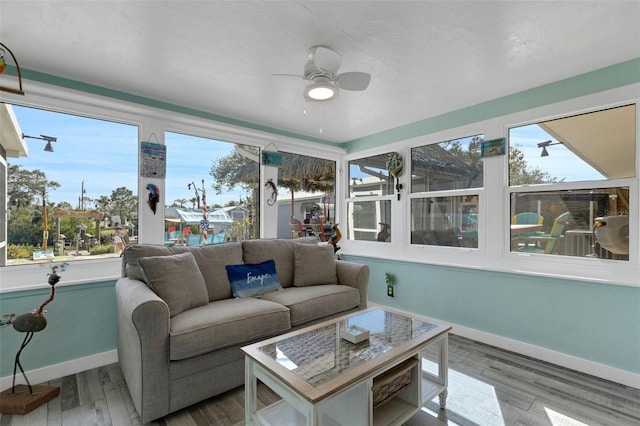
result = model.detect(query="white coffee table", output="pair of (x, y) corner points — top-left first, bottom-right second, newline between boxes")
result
(243, 308), (451, 426)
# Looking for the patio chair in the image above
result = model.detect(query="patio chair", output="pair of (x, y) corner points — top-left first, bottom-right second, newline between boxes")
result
(186, 234), (202, 246)
(212, 232), (226, 244)
(309, 218), (327, 241)
(511, 212), (545, 247)
(517, 212), (570, 254)
(290, 218), (305, 238)
(511, 212), (544, 225)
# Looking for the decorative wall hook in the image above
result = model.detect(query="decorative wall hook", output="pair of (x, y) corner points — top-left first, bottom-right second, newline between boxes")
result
(0, 42), (25, 95)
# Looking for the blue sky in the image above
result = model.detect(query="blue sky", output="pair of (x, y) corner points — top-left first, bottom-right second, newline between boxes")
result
(10, 104), (603, 209)
(11, 105), (248, 207)
(509, 124), (604, 182)
(348, 128), (603, 183)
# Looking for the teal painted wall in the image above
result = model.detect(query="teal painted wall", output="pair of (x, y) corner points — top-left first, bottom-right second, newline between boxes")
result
(2, 264), (637, 379)
(337, 57), (640, 377)
(343, 58), (640, 152)
(0, 281), (118, 378)
(344, 255), (640, 374)
(1, 58), (638, 380)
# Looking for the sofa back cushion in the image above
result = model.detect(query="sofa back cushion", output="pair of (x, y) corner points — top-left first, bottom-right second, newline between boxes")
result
(242, 238), (316, 287)
(122, 244), (174, 280)
(122, 243), (243, 302)
(293, 243), (337, 286)
(138, 251), (209, 317)
(187, 243), (243, 301)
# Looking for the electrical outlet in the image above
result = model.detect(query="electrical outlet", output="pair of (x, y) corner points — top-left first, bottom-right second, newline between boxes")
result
(387, 284), (394, 297)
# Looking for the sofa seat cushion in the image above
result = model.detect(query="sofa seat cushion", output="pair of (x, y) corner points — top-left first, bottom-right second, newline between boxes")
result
(169, 298), (291, 360)
(259, 285), (359, 327)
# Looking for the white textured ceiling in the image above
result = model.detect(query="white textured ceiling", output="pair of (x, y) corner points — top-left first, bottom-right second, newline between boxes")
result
(1, 1), (639, 144)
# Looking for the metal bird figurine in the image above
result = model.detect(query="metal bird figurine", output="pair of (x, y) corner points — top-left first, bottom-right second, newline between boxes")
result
(11, 264), (65, 395)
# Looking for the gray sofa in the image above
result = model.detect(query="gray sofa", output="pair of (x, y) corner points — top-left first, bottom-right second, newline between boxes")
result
(115, 238), (369, 423)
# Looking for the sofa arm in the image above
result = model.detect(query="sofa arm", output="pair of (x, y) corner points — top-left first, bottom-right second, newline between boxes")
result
(115, 277), (171, 423)
(336, 261), (370, 310)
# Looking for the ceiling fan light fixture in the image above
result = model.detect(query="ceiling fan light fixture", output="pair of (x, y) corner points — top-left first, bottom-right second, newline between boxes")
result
(305, 77), (337, 101)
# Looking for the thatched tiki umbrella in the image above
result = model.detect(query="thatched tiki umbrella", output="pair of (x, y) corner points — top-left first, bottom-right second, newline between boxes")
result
(229, 151), (336, 218)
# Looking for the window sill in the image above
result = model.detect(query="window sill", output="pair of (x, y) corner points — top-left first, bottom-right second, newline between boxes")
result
(0, 257), (121, 293)
(340, 242), (639, 288)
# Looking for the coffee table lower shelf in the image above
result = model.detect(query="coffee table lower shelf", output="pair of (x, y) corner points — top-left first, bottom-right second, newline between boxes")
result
(251, 369), (446, 426)
(246, 335), (448, 426)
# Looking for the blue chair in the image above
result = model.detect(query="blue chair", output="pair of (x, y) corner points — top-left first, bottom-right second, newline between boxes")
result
(186, 234), (202, 246)
(517, 212), (570, 254)
(511, 212), (544, 225)
(213, 233), (226, 244)
(511, 212), (545, 247)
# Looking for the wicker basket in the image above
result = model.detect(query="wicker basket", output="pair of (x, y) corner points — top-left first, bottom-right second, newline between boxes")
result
(372, 357), (418, 409)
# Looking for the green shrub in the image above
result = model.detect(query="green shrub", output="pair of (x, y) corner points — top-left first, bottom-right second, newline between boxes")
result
(90, 245), (114, 255)
(7, 244), (35, 259)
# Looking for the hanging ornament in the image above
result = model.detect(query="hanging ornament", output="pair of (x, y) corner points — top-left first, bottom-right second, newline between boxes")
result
(0, 48), (6, 75)
(0, 42), (25, 95)
(146, 183), (160, 214)
(386, 152), (404, 200)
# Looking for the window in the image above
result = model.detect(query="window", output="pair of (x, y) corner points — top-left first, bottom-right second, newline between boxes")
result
(4, 104), (138, 266)
(410, 135), (484, 248)
(347, 153), (394, 242)
(165, 132), (261, 244)
(274, 152), (336, 240)
(2, 86), (342, 289)
(510, 188), (630, 258)
(509, 105), (635, 259)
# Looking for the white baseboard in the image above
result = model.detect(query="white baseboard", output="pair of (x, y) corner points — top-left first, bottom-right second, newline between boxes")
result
(0, 349), (118, 392)
(2, 308), (639, 392)
(370, 303), (640, 389)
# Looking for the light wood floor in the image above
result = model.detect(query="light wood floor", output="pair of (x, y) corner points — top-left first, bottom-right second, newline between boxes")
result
(1, 335), (638, 425)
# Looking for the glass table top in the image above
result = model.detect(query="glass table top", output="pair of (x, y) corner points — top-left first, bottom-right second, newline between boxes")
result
(257, 309), (438, 387)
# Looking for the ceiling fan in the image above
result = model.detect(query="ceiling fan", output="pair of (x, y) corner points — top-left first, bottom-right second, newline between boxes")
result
(275, 46), (371, 102)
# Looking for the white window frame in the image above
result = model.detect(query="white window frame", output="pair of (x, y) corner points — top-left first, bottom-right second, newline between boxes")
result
(0, 80), (344, 292)
(340, 85), (639, 287)
(408, 133), (485, 250)
(345, 148), (399, 247)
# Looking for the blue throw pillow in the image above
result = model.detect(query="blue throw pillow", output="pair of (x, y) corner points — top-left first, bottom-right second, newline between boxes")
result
(225, 259), (281, 298)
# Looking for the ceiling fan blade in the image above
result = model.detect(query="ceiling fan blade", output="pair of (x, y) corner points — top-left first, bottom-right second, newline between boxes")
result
(272, 73), (305, 79)
(336, 72), (371, 91)
(309, 46), (342, 74)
